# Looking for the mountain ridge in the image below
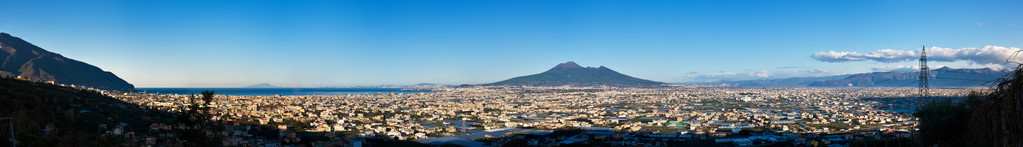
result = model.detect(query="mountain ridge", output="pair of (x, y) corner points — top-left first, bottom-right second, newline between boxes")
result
(691, 67), (1005, 87)
(0, 32), (136, 91)
(808, 67), (1005, 87)
(692, 74), (851, 87)
(243, 83), (280, 88)
(487, 61), (665, 87)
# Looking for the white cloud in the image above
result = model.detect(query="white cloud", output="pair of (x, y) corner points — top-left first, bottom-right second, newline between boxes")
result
(685, 68), (838, 82)
(812, 46), (1023, 68)
(812, 49), (917, 62)
(807, 68), (829, 73)
(687, 72), (737, 78)
(871, 65), (919, 72)
(970, 63), (1006, 70)
(977, 21), (985, 27)
(750, 70), (770, 78)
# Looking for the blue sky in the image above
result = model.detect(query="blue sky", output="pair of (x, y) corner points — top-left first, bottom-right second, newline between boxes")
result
(1, 0), (1021, 87)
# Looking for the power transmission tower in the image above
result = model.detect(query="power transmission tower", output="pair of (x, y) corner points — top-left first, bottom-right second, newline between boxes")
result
(919, 46), (929, 98)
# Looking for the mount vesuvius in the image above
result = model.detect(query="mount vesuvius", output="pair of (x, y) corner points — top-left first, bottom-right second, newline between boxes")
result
(487, 61), (665, 87)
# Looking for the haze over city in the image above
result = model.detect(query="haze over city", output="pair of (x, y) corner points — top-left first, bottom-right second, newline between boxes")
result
(2, 0), (1022, 87)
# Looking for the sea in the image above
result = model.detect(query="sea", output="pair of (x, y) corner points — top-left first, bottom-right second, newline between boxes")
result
(137, 88), (432, 96)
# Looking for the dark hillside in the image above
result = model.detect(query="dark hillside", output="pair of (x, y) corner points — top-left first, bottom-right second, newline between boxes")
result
(0, 77), (174, 146)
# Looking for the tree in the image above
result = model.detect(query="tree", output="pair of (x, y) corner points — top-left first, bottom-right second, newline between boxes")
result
(966, 64), (1023, 146)
(176, 90), (224, 146)
(915, 94), (974, 146)
(917, 64), (1023, 146)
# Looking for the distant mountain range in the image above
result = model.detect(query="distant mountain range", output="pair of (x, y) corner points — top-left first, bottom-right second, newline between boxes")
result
(487, 61), (665, 87)
(810, 67), (1005, 87)
(694, 75), (851, 87)
(243, 83), (280, 88)
(695, 67), (1006, 87)
(0, 33), (136, 91)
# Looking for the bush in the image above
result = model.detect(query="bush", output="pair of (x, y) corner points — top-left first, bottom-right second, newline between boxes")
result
(916, 64), (1023, 146)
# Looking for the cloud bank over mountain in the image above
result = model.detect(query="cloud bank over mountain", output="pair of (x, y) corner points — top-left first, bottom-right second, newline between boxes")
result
(871, 65), (922, 72)
(812, 46), (1023, 67)
(684, 68), (837, 82)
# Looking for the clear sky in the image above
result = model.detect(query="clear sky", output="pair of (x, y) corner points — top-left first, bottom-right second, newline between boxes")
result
(1, 0), (1021, 87)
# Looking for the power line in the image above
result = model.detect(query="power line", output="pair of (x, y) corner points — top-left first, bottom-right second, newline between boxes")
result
(849, 80), (917, 93)
(933, 77), (994, 82)
(895, 80), (919, 88)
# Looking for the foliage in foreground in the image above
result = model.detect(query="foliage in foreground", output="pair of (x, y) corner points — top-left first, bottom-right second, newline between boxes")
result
(916, 64), (1023, 146)
(0, 78), (176, 146)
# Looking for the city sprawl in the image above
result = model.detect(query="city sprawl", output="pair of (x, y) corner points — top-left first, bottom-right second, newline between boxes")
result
(107, 85), (979, 146)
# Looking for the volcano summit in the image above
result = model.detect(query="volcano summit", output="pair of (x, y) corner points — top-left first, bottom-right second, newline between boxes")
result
(488, 61), (665, 87)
